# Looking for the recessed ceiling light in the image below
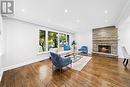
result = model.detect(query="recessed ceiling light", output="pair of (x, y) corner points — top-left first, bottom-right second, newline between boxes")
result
(21, 9), (25, 12)
(104, 10), (108, 14)
(64, 9), (68, 13)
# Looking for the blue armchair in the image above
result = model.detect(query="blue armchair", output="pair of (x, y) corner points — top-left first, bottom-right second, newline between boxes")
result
(50, 52), (72, 71)
(78, 46), (88, 55)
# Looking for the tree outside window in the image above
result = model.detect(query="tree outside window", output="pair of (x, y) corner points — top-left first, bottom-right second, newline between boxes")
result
(39, 30), (46, 52)
(39, 30), (71, 53)
(59, 33), (66, 47)
(48, 31), (58, 50)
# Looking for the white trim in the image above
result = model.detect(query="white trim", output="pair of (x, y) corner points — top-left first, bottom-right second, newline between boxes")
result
(37, 51), (49, 55)
(46, 30), (48, 51)
(58, 33), (60, 48)
(2, 57), (48, 72)
(0, 70), (3, 81)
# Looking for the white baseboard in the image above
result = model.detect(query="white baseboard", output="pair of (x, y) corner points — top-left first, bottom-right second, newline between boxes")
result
(2, 57), (48, 72)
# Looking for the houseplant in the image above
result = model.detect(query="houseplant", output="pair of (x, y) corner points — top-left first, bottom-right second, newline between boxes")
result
(71, 40), (76, 52)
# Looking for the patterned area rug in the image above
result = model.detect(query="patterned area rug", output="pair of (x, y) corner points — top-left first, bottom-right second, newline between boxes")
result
(70, 56), (92, 71)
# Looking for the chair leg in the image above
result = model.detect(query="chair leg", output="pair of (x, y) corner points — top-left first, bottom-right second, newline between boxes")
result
(123, 58), (126, 64)
(125, 59), (129, 67)
(60, 68), (62, 72)
(52, 64), (55, 71)
(71, 63), (72, 67)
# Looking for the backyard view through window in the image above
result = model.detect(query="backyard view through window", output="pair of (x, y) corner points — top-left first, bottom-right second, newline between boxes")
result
(39, 29), (70, 53)
(39, 30), (46, 52)
(48, 31), (58, 50)
(59, 33), (66, 47)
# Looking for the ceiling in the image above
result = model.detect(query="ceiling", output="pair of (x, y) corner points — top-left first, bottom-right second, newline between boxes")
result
(14, 0), (128, 32)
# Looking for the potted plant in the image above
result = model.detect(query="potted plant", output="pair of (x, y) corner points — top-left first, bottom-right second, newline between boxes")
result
(71, 40), (76, 52)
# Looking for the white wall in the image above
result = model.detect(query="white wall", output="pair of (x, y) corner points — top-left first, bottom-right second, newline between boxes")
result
(2, 18), (74, 69)
(75, 29), (92, 54)
(0, 15), (5, 80)
(118, 17), (130, 58)
(117, 0), (130, 58)
(2, 18), (48, 68)
(0, 15), (2, 80)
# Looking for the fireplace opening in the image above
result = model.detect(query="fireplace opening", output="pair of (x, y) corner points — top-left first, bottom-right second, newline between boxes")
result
(98, 45), (111, 53)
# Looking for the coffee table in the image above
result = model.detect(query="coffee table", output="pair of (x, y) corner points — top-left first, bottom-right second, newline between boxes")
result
(68, 53), (83, 63)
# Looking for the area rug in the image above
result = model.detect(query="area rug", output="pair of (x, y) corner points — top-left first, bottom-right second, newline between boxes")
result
(70, 56), (92, 71)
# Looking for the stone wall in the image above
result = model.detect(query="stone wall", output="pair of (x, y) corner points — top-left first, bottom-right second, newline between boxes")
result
(93, 26), (118, 56)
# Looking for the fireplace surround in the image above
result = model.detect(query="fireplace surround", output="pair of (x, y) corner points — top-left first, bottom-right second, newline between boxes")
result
(92, 26), (118, 57)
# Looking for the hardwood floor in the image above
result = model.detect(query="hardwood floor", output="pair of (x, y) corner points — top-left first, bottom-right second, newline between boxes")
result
(0, 56), (130, 87)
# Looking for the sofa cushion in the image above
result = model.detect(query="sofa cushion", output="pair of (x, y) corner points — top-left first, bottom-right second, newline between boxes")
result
(49, 48), (58, 53)
(49, 47), (73, 57)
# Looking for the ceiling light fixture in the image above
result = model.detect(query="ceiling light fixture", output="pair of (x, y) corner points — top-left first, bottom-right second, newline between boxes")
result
(104, 10), (108, 14)
(21, 9), (25, 12)
(64, 9), (68, 13)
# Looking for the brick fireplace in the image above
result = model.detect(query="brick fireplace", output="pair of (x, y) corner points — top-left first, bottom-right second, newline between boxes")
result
(92, 26), (118, 57)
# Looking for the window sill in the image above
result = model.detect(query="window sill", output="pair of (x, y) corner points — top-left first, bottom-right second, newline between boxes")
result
(37, 51), (50, 55)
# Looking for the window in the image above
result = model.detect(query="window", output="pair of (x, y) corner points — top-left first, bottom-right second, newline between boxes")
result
(48, 31), (58, 50)
(38, 29), (71, 53)
(59, 33), (66, 47)
(39, 30), (46, 52)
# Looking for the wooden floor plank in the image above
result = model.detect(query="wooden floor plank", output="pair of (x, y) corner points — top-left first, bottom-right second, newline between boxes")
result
(0, 56), (130, 87)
